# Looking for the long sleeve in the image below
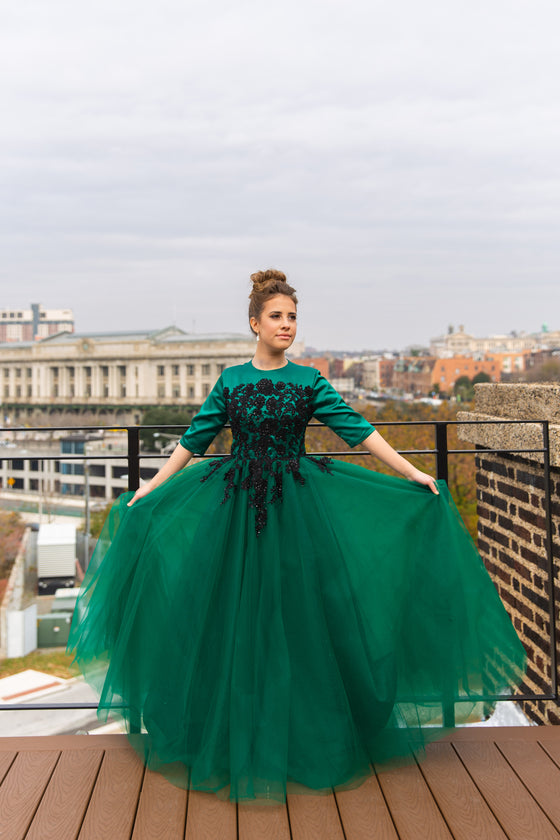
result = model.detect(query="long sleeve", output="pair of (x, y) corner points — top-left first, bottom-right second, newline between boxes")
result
(179, 375), (227, 455)
(312, 371), (375, 448)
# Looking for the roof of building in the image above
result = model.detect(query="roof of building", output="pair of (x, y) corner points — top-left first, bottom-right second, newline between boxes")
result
(0, 326), (252, 348)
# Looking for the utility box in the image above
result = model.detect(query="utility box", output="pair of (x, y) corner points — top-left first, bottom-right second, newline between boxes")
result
(6, 604), (38, 658)
(37, 611), (72, 648)
(37, 524), (77, 594)
(52, 587), (81, 613)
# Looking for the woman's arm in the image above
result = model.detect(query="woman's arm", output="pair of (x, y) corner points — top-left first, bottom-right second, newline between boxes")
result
(360, 430), (439, 495)
(127, 443), (193, 506)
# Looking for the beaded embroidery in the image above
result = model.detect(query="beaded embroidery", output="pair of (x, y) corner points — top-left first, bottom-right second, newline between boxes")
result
(201, 378), (333, 535)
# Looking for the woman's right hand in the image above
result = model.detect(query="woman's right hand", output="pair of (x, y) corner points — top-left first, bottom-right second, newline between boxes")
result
(127, 482), (155, 506)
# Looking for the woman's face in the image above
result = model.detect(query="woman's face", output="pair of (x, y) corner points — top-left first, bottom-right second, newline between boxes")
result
(251, 294), (297, 351)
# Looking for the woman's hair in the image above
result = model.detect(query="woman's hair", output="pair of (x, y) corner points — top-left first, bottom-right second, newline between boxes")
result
(248, 269), (298, 335)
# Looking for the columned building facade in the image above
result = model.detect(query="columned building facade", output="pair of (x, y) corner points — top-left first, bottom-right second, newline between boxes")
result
(1, 327), (257, 425)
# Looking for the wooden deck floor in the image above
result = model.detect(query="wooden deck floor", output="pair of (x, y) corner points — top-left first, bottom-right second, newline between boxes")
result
(1, 727), (560, 839)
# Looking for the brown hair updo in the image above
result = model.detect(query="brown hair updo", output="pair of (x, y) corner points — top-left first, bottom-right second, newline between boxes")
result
(248, 269), (298, 335)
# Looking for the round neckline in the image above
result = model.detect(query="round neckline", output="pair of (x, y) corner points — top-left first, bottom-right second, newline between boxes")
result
(249, 359), (291, 372)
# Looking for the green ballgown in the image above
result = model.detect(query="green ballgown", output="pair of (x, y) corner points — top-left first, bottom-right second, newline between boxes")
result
(67, 360), (526, 803)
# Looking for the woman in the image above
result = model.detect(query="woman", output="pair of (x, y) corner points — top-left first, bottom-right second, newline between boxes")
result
(67, 269), (525, 804)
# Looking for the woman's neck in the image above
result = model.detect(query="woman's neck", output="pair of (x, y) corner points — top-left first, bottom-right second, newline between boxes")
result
(251, 350), (288, 370)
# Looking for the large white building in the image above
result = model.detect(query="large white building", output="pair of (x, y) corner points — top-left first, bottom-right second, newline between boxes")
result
(0, 326), (258, 425)
(429, 325), (560, 358)
(0, 303), (74, 342)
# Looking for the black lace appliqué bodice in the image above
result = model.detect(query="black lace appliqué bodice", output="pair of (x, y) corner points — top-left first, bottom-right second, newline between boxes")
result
(201, 378), (333, 535)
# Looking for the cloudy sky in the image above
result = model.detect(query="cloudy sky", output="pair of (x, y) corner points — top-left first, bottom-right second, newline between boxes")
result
(2, 1), (559, 351)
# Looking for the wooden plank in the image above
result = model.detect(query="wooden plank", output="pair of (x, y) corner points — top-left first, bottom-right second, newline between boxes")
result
(26, 748), (104, 840)
(0, 750), (16, 785)
(78, 748), (145, 840)
(132, 768), (188, 840)
(453, 740), (560, 840)
(335, 774), (399, 840)
(0, 733), (136, 751)
(498, 740), (560, 833)
(418, 742), (507, 840)
(287, 791), (345, 840)
(375, 759), (453, 840)
(185, 790), (237, 840)
(0, 749), (60, 840)
(539, 733), (560, 767)
(238, 799), (291, 840)
(447, 725), (549, 742)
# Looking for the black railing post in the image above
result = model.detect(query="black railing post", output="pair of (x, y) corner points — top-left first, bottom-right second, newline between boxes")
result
(435, 421), (455, 725)
(435, 422), (449, 483)
(126, 426), (142, 734)
(542, 421), (558, 701)
(127, 427), (141, 492)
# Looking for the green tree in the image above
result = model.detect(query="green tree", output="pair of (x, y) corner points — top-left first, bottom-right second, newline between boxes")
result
(454, 375), (474, 402)
(526, 360), (560, 382)
(140, 406), (196, 451)
(89, 503), (113, 539)
(0, 511), (25, 579)
(472, 371), (491, 385)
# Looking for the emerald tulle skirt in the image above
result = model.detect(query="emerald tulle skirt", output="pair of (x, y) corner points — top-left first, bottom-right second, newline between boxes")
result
(67, 457), (526, 803)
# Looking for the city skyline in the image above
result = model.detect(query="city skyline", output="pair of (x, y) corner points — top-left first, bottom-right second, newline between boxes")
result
(0, 304), (557, 356)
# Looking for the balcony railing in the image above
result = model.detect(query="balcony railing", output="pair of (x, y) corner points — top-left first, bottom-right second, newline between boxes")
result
(0, 418), (555, 727)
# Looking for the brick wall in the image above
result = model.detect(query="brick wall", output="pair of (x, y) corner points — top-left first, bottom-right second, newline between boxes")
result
(459, 383), (560, 724)
(474, 452), (558, 723)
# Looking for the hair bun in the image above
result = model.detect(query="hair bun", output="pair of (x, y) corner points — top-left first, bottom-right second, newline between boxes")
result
(250, 269), (287, 292)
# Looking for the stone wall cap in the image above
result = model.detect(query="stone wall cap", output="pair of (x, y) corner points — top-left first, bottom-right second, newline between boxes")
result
(473, 383), (560, 423)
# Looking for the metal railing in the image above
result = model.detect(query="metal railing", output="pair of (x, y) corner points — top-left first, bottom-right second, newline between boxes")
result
(0, 418), (556, 724)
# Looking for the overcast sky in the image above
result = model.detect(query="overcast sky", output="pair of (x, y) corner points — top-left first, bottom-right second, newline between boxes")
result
(2, 1), (559, 351)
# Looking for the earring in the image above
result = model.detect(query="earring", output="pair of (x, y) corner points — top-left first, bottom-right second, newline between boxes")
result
(256, 333), (259, 341)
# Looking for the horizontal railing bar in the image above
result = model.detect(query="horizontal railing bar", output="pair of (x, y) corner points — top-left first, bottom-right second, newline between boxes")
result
(0, 692), (553, 712)
(1, 418), (549, 434)
(1, 448), (547, 462)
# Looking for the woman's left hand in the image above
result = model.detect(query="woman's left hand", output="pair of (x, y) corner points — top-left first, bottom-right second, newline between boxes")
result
(406, 467), (440, 495)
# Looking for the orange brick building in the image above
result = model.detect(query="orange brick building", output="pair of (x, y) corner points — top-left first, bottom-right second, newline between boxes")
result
(291, 357), (330, 378)
(432, 351), (532, 393)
